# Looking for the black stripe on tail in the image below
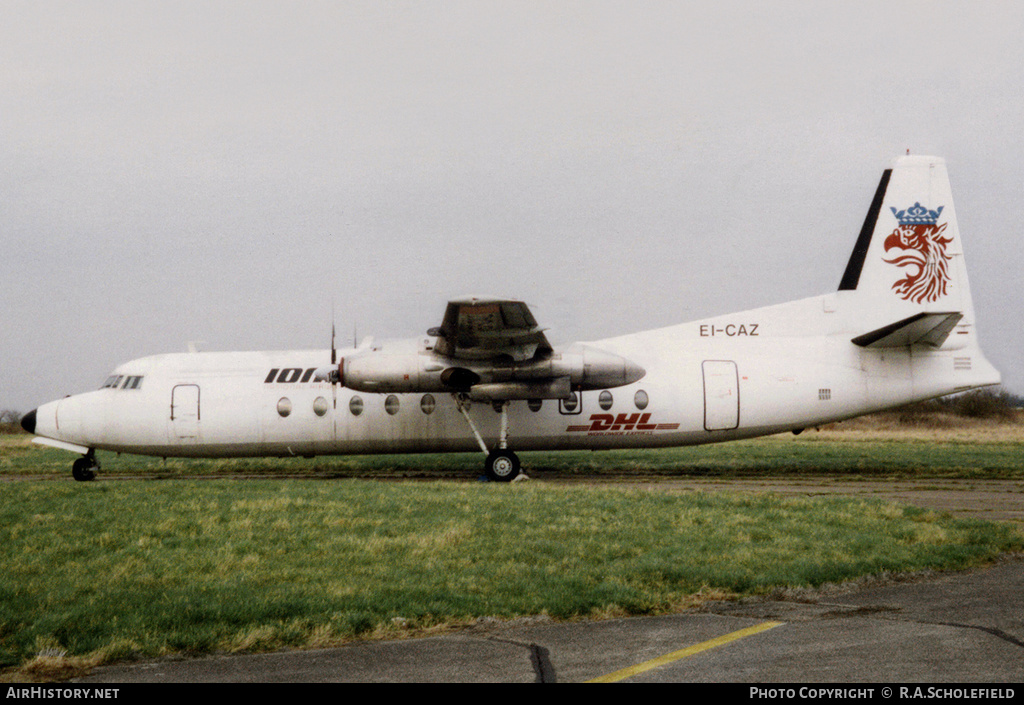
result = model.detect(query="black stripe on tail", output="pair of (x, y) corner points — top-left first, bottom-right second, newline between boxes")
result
(838, 168), (892, 291)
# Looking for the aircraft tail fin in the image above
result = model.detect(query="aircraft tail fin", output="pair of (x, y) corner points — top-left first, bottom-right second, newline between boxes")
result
(839, 155), (980, 351)
(836, 155), (1000, 394)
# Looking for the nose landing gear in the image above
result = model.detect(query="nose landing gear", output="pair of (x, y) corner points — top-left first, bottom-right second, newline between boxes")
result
(72, 450), (99, 482)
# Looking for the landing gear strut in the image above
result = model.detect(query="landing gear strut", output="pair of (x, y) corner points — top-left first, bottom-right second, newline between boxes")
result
(454, 396), (522, 482)
(72, 450), (99, 482)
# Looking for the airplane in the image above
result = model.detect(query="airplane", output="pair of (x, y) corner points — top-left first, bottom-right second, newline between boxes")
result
(21, 155), (1000, 482)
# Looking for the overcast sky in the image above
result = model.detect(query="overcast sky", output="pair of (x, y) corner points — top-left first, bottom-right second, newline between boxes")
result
(3, 0), (1022, 411)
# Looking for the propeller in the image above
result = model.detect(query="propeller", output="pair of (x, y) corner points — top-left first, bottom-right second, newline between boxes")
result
(313, 318), (342, 391)
(330, 322), (338, 408)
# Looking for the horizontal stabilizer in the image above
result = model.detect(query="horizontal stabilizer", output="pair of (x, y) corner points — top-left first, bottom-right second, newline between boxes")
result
(852, 312), (963, 349)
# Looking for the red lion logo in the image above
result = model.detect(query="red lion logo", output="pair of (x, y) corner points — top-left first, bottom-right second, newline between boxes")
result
(883, 203), (952, 304)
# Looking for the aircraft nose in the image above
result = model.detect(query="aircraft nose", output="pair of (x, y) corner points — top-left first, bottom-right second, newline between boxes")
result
(21, 408), (37, 434)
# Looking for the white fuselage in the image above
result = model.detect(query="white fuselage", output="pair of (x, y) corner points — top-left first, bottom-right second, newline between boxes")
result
(29, 290), (999, 460)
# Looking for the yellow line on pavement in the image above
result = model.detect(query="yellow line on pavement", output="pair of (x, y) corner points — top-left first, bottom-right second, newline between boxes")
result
(587, 621), (784, 683)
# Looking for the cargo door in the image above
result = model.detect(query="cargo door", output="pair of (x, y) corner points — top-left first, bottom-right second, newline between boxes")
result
(702, 360), (739, 431)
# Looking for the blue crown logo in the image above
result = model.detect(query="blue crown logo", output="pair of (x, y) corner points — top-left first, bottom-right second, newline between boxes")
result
(891, 202), (944, 225)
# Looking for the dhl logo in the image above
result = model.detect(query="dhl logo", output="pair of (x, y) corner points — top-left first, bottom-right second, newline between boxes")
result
(566, 413), (680, 434)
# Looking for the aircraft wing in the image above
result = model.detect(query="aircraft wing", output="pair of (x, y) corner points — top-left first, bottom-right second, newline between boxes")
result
(341, 295), (643, 399)
(429, 297), (554, 362)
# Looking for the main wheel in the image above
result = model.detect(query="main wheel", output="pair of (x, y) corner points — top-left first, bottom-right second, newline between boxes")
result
(484, 449), (521, 482)
(72, 457), (97, 482)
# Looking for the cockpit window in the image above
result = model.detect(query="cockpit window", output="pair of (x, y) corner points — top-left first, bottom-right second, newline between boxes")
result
(101, 375), (144, 390)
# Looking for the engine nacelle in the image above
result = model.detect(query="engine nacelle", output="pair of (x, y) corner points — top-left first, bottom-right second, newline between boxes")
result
(341, 353), (448, 394)
(467, 378), (572, 402)
(339, 343), (645, 398)
(567, 344), (647, 390)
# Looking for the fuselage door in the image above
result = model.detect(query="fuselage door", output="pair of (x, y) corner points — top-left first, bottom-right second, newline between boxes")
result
(702, 360), (739, 431)
(170, 384), (201, 441)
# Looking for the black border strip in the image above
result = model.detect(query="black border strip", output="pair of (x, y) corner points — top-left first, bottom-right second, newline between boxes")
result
(838, 168), (892, 291)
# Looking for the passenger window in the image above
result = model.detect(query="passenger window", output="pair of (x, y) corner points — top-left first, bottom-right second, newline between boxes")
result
(634, 390), (649, 410)
(420, 394), (436, 415)
(349, 396), (364, 416)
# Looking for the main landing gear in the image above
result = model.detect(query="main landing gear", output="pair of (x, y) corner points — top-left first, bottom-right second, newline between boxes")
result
(485, 449), (521, 482)
(455, 396), (523, 482)
(72, 450), (99, 482)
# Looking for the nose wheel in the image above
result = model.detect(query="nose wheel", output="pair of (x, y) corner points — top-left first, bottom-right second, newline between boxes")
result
(72, 452), (99, 482)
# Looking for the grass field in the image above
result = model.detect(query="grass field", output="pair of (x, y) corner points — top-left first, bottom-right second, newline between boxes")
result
(3, 413), (1022, 481)
(1, 417), (1022, 681)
